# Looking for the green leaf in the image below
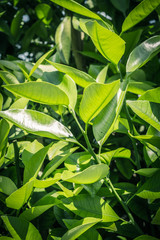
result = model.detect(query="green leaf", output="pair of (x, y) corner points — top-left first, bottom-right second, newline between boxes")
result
(93, 78), (128, 143)
(63, 194), (120, 222)
(127, 100), (160, 132)
(35, 3), (53, 24)
(46, 61), (95, 87)
(1, 215), (42, 240)
(0, 119), (10, 153)
(78, 228), (102, 240)
(49, 0), (101, 20)
(0, 237), (13, 240)
(139, 87), (160, 103)
(122, 0), (160, 32)
(61, 164), (109, 184)
(0, 109), (74, 141)
(133, 236), (159, 240)
(152, 207), (160, 225)
(0, 176), (17, 195)
(6, 179), (34, 209)
(79, 80), (120, 123)
(3, 82), (69, 106)
(23, 144), (51, 183)
(96, 65), (109, 83)
(10, 9), (24, 41)
(126, 36), (160, 73)
(110, 0), (129, 15)
(0, 93), (3, 110)
(34, 174), (61, 188)
(0, 71), (19, 84)
(62, 217), (101, 240)
(135, 168), (160, 177)
(116, 158), (133, 179)
(55, 16), (71, 64)
(80, 20), (125, 65)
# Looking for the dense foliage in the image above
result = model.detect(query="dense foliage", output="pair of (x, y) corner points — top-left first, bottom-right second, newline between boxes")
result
(0, 0), (160, 239)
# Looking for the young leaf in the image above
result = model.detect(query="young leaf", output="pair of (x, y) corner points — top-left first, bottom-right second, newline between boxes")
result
(127, 100), (160, 132)
(126, 36), (160, 73)
(96, 65), (109, 83)
(0, 71), (19, 84)
(0, 109), (74, 141)
(46, 61), (95, 87)
(3, 82), (69, 106)
(134, 168), (160, 177)
(0, 176), (17, 195)
(139, 87), (160, 103)
(61, 164), (109, 184)
(61, 217), (101, 240)
(6, 179), (34, 209)
(49, 0), (101, 20)
(79, 80), (120, 123)
(80, 20), (125, 65)
(1, 216), (42, 240)
(55, 16), (71, 64)
(122, 0), (160, 32)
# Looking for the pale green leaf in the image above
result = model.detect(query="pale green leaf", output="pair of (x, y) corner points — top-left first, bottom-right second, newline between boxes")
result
(80, 80), (120, 123)
(0, 71), (19, 84)
(34, 174), (61, 188)
(127, 100), (160, 132)
(61, 164), (109, 184)
(1, 216), (42, 240)
(6, 179), (34, 209)
(0, 109), (74, 141)
(0, 176), (17, 195)
(46, 61), (95, 87)
(126, 36), (160, 73)
(0, 237), (14, 240)
(80, 20), (125, 65)
(139, 87), (160, 103)
(135, 168), (160, 177)
(3, 82), (69, 106)
(96, 65), (109, 83)
(55, 16), (71, 64)
(152, 208), (160, 225)
(62, 217), (101, 240)
(122, 0), (160, 32)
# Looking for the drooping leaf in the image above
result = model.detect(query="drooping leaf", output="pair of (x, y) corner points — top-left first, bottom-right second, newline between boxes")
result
(46, 61), (95, 87)
(1, 216), (42, 240)
(62, 194), (120, 222)
(127, 100), (160, 132)
(122, 0), (160, 32)
(55, 16), (71, 64)
(0, 109), (74, 141)
(61, 164), (109, 184)
(0, 176), (17, 195)
(62, 217), (101, 240)
(6, 179), (34, 209)
(79, 80), (120, 123)
(139, 87), (160, 103)
(126, 36), (160, 73)
(80, 20), (125, 65)
(3, 82), (69, 106)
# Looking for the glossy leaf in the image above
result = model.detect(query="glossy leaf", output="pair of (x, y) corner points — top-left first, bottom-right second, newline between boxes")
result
(63, 194), (120, 222)
(139, 87), (160, 103)
(80, 20), (125, 65)
(46, 61), (95, 87)
(127, 100), (160, 132)
(152, 207), (160, 225)
(93, 78), (128, 143)
(6, 179), (34, 209)
(0, 109), (74, 141)
(49, 0), (101, 20)
(61, 164), (109, 184)
(126, 36), (160, 73)
(0, 176), (17, 195)
(62, 217), (101, 240)
(3, 82), (69, 106)
(1, 215), (42, 240)
(55, 16), (71, 64)
(122, 0), (160, 32)
(80, 80), (120, 123)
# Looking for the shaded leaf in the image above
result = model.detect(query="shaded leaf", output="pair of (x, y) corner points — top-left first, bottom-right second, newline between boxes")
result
(10, 9), (24, 41)
(0, 71), (19, 84)
(0, 176), (17, 195)
(135, 168), (160, 177)
(133, 236), (159, 240)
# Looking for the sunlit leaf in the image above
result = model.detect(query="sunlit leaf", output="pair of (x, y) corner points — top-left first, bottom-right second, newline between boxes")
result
(35, 3), (53, 24)
(135, 168), (160, 177)
(0, 71), (19, 84)
(0, 176), (17, 195)
(152, 207), (160, 225)
(139, 87), (160, 103)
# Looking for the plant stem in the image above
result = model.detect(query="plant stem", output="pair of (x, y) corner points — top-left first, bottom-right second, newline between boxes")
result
(105, 178), (143, 234)
(13, 140), (21, 188)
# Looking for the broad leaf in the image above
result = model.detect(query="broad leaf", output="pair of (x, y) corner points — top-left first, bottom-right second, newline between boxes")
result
(34, 173), (61, 188)
(49, 0), (101, 20)
(55, 16), (71, 64)
(139, 87), (160, 103)
(80, 20), (125, 65)
(3, 82), (69, 106)
(96, 65), (109, 83)
(126, 36), (160, 73)
(122, 0), (160, 32)
(46, 61), (95, 87)
(6, 179), (34, 209)
(0, 71), (19, 84)
(79, 80), (120, 123)
(62, 217), (101, 240)
(35, 3), (52, 24)
(110, 0), (129, 15)
(1, 216), (42, 240)
(63, 194), (120, 222)
(133, 236), (159, 240)
(0, 176), (17, 195)
(135, 168), (160, 177)
(61, 164), (109, 184)
(152, 207), (160, 225)
(127, 100), (160, 132)
(0, 109), (74, 141)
